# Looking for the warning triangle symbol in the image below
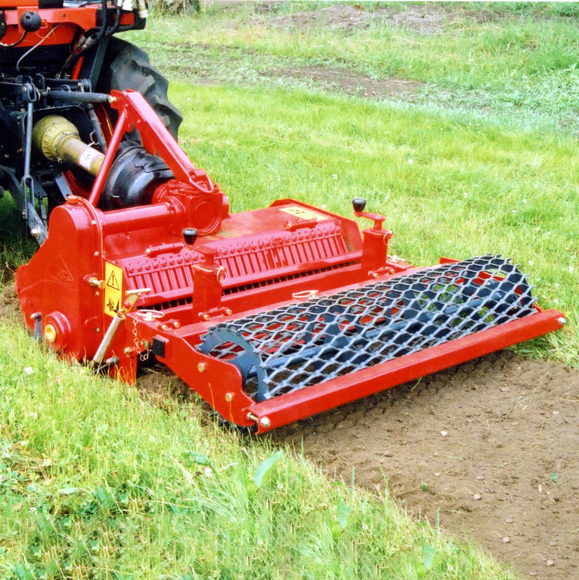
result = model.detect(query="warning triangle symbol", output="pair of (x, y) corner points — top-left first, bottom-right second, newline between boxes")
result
(106, 270), (120, 290)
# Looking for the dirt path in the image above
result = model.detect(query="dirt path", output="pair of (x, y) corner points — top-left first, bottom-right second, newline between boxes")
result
(249, 2), (499, 35)
(272, 351), (579, 580)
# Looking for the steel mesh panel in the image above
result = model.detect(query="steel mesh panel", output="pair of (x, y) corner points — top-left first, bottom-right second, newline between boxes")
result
(198, 255), (537, 402)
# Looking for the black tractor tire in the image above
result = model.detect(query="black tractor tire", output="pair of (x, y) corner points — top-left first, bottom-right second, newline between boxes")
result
(97, 38), (183, 139)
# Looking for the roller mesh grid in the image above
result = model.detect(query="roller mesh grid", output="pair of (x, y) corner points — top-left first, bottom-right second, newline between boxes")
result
(198, 255), (536, 402)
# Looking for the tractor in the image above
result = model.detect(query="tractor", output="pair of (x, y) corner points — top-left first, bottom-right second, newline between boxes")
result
(1, 0), (565, 431)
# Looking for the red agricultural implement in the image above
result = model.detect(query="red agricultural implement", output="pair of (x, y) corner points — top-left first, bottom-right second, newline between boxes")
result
(3, 0), (565, 431)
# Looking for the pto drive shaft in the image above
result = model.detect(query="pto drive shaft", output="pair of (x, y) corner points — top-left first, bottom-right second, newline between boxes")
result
(32, 115), (104, 176)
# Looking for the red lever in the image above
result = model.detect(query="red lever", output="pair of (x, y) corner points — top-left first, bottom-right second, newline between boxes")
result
(355, 211), (385, 231)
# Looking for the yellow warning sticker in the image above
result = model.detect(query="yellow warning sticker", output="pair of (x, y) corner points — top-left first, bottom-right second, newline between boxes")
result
(280, 206), (328, 222)
(104, 262), (123, 318)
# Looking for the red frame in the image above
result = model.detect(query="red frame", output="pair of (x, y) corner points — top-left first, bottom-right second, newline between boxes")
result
(130, 265), (564, 432)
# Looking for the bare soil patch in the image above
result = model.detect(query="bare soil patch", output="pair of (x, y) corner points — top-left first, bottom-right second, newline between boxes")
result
(250, 3), (491, 35)
(264, 66), (424, 99)
(138, 363), (199, 409)
(273, 351), (579, 580)
(163, 43), (426, 101)
(0, 282), (21, 320)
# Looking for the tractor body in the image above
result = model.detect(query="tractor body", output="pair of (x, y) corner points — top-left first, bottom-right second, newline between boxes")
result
(3, 2), (565, 431)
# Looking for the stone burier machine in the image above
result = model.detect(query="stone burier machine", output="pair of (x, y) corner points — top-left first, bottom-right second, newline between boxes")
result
(2, 0), (565, 431)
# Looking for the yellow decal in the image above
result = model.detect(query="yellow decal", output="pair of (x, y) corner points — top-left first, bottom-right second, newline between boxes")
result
(280, 206), (328, 221)
(104, 262), (123, 317)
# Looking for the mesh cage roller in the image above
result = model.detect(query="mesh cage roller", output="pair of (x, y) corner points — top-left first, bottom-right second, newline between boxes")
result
(198, 255), (537, 402)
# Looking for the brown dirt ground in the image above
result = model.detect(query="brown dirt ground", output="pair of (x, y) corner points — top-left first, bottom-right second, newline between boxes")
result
(273, 351), (579, 580)
(0, 283), (21, 320)
(249, 2), (499, 35)
(263, 66), (424, 100)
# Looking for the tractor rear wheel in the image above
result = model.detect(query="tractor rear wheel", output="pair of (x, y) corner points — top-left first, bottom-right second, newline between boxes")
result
(97, 38), (183, 139)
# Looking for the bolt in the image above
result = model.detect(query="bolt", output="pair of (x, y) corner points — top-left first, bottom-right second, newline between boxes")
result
(174, 322), (180, 329)
(203, 314), (211, 321)
(124, 347), (132, 354)
(95, 291), (99, 296)
(93, 251), (99, 257)
(197, 363), (207, 373)
(90, 220), (96, 226)
(161, 324), (168, 331)
(225, 309), (232, 316)
(225, 392), (234, 402)
(259, 417), (271, 429)
(558, 317), (566, 325)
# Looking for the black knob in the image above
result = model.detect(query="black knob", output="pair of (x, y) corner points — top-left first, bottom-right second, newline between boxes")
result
(183, 228), (198, 246)
(352, 197), (366, 213)
(21, 11), (42, 32)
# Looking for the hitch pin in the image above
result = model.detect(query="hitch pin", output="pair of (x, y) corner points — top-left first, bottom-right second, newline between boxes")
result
(92, 288), (151, 368)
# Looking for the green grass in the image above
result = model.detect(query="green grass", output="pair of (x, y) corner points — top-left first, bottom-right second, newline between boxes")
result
(0, 196), (35, 284)
(0, 321), (516, 579)
(168, 82), (578, 365)
(129, 2), (579, 135)
(1, 3), (579, 578)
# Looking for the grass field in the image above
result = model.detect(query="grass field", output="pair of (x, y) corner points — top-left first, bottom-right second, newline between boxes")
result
(1, 2), (578, 578)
